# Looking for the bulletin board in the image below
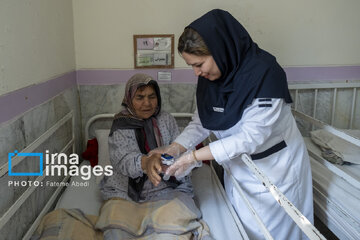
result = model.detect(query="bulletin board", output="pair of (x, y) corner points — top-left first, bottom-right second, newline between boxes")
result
(133, 34), (174, 69)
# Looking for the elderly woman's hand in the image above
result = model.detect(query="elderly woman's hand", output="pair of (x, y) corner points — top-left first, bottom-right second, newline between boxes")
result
(141, 153), (163, 186)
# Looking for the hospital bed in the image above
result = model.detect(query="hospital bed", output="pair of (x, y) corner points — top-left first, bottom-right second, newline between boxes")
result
(1, 109), (326, 240)
(0, 111), (249, 240)
(56, 112), (249, 240)
(290, 82), (360, 240)
(5, 81), (360, 239)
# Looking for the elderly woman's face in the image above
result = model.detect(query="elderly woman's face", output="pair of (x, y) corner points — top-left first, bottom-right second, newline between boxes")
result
(132, 85), (158, 119)
(181, 52), (221, 81)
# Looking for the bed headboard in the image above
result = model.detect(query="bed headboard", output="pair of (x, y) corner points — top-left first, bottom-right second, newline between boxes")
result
(84, 113), (195, 147)
(289, 82), (360, 129)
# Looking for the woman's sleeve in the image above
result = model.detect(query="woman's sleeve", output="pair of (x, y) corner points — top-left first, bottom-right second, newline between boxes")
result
(209, 99), (284, 164)
(108, 129), (144, 178)
(167, 113), (180, 143)
(174, 109), (211, 150)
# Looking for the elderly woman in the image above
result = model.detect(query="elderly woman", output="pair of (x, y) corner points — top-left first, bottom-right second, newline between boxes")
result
(98, 73), (211, 239)
(100, 73), (193, 202)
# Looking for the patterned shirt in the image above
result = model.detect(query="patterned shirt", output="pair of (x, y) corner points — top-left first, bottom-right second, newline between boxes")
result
(100, 111), (193, 201)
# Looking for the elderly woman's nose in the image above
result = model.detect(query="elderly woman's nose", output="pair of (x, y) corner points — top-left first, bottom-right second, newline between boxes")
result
(143, 97), (151, 105)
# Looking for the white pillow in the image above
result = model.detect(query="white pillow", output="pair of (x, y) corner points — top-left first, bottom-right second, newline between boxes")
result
(55, 161), (103, 215)
(94, 129), (111, 184)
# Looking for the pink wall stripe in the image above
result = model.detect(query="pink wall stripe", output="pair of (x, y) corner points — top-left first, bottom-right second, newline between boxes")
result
(0, 71), (76, 124)
(76, 66), (360, 85)
(1, 66), (360, 124)
(285, 66), (360, 83)
(76, 69), (197, 85)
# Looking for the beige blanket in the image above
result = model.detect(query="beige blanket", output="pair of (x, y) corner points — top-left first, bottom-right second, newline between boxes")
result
(31, 208), (102, 240)
(32, 196), (212, 240)
(96, 197), (212, 239)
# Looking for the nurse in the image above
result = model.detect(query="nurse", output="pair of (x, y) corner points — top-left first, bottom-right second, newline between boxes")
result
(161, 9), (314, 240)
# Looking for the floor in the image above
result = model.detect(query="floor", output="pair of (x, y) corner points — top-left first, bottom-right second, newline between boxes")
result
(314, 215), (339, 240)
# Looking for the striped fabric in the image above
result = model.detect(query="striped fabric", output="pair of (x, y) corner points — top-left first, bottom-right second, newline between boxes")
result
(96, 197), (212, 240)
(31, 196), (212, 240)
(31, 209), (102, 240)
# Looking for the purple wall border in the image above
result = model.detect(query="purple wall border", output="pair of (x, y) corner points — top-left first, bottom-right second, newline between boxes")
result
(76, 66), (360, 85)
(285, 66), (360, 83)
(1, 66), (360, 124)
(76, 69), (197, 85)
(0, 71), (76, 124)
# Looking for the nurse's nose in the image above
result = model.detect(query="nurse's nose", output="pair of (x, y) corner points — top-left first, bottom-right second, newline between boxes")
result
(194, 67), (202, 76)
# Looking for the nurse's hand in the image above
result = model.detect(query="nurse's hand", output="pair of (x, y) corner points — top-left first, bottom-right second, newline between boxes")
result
(141, 153), (162, 186)
(149, 142), (186, 158)
(165, 150), (202, 179)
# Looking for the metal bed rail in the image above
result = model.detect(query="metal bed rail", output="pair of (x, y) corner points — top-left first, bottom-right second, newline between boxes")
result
(172, 112), (326, 240)
(292, 110), (360, 148)
(293, 109), (360, 191)
(83, 112), (249, 239)
(289, 82), (359, 129)
(293, 107), (360, 239)
(83, 111), (335, 239)
(233, 154), (324, 240)
(0, 111), (75, 239)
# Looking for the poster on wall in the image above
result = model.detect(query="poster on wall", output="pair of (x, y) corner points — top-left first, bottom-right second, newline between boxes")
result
(134, 34), (174, 68)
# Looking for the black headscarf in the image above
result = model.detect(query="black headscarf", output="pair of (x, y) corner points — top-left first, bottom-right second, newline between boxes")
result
(188, 9), (292, 130)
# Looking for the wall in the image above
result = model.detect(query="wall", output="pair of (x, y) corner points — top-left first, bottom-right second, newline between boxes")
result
(72, 0), (360, 69)
(0, 1), (79, 239)
(0, 0), (76, 96)
(73, 0), (360, 133)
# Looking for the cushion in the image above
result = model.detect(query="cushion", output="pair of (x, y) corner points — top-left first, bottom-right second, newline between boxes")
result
(94, 129), (111, 184)
(81, 138), (98, 167)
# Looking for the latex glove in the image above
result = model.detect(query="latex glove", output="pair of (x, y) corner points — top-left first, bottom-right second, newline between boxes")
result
(149, 142), (186, 158)
(141, 153), (162, 186)
(165, 150), (202, 179)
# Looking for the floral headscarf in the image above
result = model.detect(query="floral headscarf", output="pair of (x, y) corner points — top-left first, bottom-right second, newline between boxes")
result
(118, 73), (161, 120)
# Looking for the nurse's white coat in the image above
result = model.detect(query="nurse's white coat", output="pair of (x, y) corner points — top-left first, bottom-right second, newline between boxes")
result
(175, 98), (313, 240)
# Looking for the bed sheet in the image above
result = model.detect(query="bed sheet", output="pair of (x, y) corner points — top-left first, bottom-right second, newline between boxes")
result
(304, 137), (360, 187)
(55, 161), (103, 216)
(305, 137), (360, 239)
(55, 161), (247, 240)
